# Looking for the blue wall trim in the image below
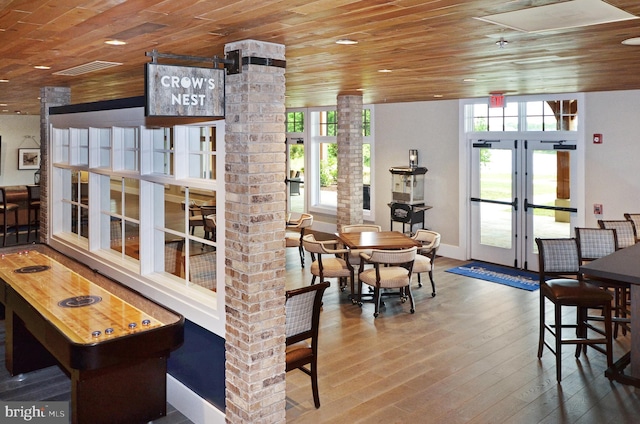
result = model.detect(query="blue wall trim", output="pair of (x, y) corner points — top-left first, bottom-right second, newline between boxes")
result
(168, 320), (226, 411)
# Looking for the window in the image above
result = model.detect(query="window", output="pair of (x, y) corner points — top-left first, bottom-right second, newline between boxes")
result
(467, 97), (578, 132)
(50, 118), (225, 332)
(306, 107), (374, 214)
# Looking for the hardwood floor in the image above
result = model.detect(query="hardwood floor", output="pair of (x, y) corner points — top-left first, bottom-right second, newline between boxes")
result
(285, 249), (640, 423)
(1, 244), (637, 423)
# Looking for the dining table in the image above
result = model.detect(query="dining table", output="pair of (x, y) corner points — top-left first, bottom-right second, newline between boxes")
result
(337, 230), (421, 250)
(580, 242), (640, 388)
(337, 230), (421, 305)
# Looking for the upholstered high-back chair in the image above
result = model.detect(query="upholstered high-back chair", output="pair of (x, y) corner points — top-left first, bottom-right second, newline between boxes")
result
(286, 213), (313, 267)
(411, 229), (441, 297)
(0, 187), (19, 247)
(623, 213), (640, 242)
(301, 233), (354, 296)
(357, 246), (417, 318)
(597, 219), (636, 248)
(535, 237), (613, 382)
(285, 281), (330, 408)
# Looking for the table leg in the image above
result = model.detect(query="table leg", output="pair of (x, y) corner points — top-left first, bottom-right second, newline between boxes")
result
(632, 285), (640, 383)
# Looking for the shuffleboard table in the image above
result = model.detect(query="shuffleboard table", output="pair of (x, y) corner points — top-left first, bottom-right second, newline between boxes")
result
(0, 245), (184, 424)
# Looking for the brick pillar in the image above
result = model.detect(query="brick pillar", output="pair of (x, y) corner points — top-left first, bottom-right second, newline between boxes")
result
(336, 94), (364, 231)
(224, 40), (287, 423)
(39, 87), (71, 242)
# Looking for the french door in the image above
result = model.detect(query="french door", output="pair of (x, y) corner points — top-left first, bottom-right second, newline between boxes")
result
(470, 138), (577, 270)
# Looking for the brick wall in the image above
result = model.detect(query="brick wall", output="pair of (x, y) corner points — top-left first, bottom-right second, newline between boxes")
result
(223, 40), (287, 423)
(336, 94), (364, 231)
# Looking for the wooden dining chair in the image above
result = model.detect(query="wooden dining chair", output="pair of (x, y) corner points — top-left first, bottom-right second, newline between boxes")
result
(301, 234), (354, 295)
(285, 281), (330, 409)
(0, 188), (19, 247)
(286, 213), (313, 267)
(623, 213), (640, 242)
(411, 229), (441, 297)
(576, 227), (630, 339)
(165, 239), (185, 277)
(26, 184), (41, 242)
(200, 205), (217, 241)
(188, 251), (217, 290)
(535, 237), (613, 382)
(597, 219), (637, 248)
(181, 201), (203, 235)
(357, 246), (417, 318)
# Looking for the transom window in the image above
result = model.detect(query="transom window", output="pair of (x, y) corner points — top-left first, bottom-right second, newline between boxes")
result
(468, 98), (578, 132)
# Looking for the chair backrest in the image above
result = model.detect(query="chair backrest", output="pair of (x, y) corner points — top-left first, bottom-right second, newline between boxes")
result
(535, 238), (580, 281)
(598, 219), (636, 248)
(624, 213), (640, 241)
(201, 205), (217, 233)
(110, 219), (122, 248)
(285, 281), (330, 345)
(0, 187), (6, 204)
(296, 213), (313, 229)
(189, 251), (217, 290)
(575, 227), (617, 262)
(27, 185), (41, 201)
(301, 233), (325, 255)
(341, 224), (382, 233)
(165, 239), (185, 276)
(412, 230), (441, 253)
(367, 246), (417, 267)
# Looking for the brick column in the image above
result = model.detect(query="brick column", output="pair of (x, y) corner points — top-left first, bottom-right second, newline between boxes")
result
(336, 94), (364, 231)
(39, 87), (71, 242)
(224, 40), (287, 423)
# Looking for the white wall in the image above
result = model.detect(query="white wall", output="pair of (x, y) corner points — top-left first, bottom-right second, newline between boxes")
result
(0, 115), (41, 186)
(373, 91), (640, 259)
(374, 100), (460, 247)
(583, 90), (640, 226)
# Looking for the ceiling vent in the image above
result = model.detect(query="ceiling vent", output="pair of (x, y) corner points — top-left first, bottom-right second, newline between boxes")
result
(53, 61), (123, 76)
(475, 0), (638, 33)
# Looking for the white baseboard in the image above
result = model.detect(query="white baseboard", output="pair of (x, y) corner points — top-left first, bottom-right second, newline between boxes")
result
(167, 374), (225, 424)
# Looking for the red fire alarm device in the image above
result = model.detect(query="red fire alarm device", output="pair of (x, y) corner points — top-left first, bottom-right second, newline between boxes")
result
(593, 133), (603, 144)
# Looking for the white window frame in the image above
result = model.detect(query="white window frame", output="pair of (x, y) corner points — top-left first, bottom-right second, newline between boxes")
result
(48, 110), (226, 336)
(303, 105), (375, 220)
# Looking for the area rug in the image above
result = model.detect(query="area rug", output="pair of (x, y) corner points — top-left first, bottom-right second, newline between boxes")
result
(445, 261), (539, 291)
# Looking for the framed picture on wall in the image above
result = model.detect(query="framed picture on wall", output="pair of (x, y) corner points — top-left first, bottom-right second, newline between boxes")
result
(18, 148), (41, 170)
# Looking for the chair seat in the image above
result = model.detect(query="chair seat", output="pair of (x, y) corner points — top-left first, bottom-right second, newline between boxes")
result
(0, 203), (19, 211)
(543, 278), (612, 306)
(286, 233), (301, 247)
(360, 267), (411, 288)
(310, 258), (351, 278)
(286, 341), (312, 370)
(412, 254), (432, 273)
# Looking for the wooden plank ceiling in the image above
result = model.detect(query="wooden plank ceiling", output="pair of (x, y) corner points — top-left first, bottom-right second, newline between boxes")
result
(1, 0), (640, 115)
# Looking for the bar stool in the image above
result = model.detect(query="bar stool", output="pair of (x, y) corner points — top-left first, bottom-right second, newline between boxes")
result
(535, 238), (613, 382)
(27, 185), (41, 242)
(0, 187), (19, 246)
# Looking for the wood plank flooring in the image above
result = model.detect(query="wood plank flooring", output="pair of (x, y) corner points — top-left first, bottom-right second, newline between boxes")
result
(284, 248), (640, 423)
(1, 244), (638, 423)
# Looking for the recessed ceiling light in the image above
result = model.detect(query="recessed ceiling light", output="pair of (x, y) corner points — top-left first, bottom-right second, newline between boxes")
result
(0, 103), (7, 106)
(336, 39), (358, 45)
(0, 79), (8, 82)
(105, 39), (127, 46)
(622, 37), (640, 45)
(378, 69), (392, 73)
(34, 65), (51, 70)
(463, 78), (477, 82)
(433, 94), (444, 98)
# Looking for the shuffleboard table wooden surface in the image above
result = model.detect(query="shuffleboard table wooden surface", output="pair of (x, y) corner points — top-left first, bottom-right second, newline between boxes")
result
(0, 244), (184, 424)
